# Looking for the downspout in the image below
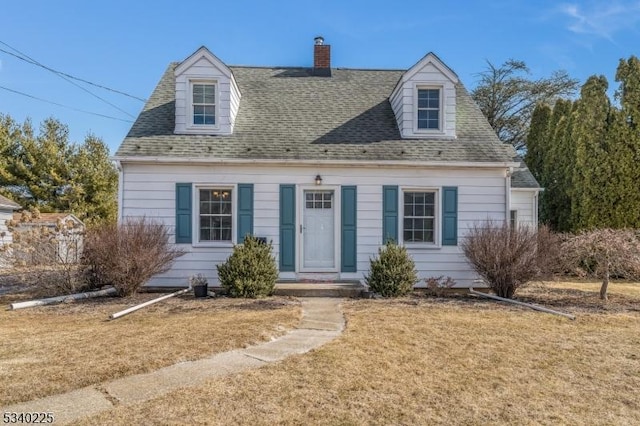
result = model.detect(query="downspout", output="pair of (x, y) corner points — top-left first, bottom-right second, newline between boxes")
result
(505, 168), (512, 226)
(533, 191), (539, 229)
(115, 160), (124, 223)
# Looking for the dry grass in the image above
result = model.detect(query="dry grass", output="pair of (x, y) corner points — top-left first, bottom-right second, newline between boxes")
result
(0, 292), (301, 405)
(78, 281), (640, 425)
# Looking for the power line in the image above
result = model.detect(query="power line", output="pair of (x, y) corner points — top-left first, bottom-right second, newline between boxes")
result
(0, 85), (134, 123)
(0, 40), (136, 118)
(0, 47), (147, 102)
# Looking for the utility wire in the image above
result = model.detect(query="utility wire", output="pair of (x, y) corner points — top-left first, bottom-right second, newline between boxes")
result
(0, 85), (134, 123)
(0, 47), (147, 102)
(0, 40), (136, 118)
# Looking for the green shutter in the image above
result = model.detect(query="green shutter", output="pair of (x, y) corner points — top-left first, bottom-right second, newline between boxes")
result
(341, 186), (357, 272)
(175, 183), (192, 244)
(279, 184), (296, 271)
(382, 185), (398, 243)
(237, 184), (254, 243)
(442, 186), (458, 245)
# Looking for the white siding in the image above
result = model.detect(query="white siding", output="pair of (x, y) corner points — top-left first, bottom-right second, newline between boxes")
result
(510, 190), (538, 228)
(0, 210), (13, 245)
(121, 163), (507, 289)
(174, 51), (240, 135)
(0, 210), (14, 268)
(390, 56), (457, 139)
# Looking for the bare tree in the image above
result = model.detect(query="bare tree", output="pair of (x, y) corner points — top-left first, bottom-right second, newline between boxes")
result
(561, 229), (640, 300)
(471, 59), (578, 151)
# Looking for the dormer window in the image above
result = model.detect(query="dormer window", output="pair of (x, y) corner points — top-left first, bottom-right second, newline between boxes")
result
(174, 46), (241, 135)
(191, 82), (216, 126)
(417, 88), (441, 130)
(416, 87), (442, 132)
(389, 52), (458, 139)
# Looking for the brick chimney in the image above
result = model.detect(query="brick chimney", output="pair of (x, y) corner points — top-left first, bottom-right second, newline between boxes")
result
(313, 36), (331, 76)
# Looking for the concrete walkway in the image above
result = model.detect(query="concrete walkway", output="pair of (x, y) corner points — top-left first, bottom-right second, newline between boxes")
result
(3, 298), (345, 425)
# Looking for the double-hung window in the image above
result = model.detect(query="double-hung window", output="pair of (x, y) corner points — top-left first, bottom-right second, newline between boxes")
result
(199, 188), (232, 242)
(403, 191), (436, 243)
(192, 83), (216, 125)
(417, 88), (440, 130)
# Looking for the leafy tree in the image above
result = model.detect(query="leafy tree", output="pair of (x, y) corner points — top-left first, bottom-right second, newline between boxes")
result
(472, 59), (578, 151)
(0, 114), (118, 226)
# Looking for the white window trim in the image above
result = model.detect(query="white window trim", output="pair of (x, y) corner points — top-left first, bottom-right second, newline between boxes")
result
(510, 210), (518, 228)
(187, 80), (220, 132)
(400, 187), (441, 249)
(193, 184), (236, 247)
(413, 84), (445, 135)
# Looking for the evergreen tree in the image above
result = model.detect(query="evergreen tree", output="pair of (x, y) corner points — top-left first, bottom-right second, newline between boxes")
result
(571, 76), (611, 231)
(0, 114), (117, 225)
(540, 99), (573, 229)
(555, 102), (578, 232)
(609, 56), (640, 228)
(70, 135), (118, 226)
(524, 103), (552, 183)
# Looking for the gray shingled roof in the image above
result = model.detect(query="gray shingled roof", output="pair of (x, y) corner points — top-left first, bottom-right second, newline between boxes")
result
(0, 194), (20, 210)
(512, 160), (540, 189)
(116, 64), (519, 164)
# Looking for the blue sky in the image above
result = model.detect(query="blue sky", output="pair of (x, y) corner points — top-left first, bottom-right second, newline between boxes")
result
(1, 0), (639, 153)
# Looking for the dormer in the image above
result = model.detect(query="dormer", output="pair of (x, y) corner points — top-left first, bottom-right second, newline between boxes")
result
(174, 46), (241, 135)
(390, 52), (458, 139)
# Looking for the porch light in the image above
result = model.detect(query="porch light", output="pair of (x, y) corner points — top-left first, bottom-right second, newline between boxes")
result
(315, 174), (322, 185)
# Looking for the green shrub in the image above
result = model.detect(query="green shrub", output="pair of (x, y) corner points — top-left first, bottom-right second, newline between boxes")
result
(365, 241), (418, 297)
(217, 236), (278, 298)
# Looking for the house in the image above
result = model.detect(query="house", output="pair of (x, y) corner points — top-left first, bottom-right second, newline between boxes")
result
(0, 195), (21, 268)
(10, 212), (85, 264)
(113, 37), (540, 288)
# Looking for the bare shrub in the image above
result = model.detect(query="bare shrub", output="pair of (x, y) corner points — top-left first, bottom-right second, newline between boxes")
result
(1, 210), (86, 295)
(561, 229), (640, 300)
(424, 276), (456, 297)
(81, 217), (185, 296)
(461, 222), (557, 298)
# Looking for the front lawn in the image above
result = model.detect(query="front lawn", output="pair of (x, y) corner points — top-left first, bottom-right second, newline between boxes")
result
(0, 293), (301, 405)
(77, 281), (640, 425)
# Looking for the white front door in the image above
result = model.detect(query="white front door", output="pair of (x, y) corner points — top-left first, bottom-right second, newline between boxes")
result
(302, 190), (336, 270)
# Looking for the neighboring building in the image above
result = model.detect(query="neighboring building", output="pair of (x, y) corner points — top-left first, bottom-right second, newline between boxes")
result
(114, 38), (540, 288)
(11, 212), (85, 264)
(0, 195), (21, 268)
(510, 159), (540, 228)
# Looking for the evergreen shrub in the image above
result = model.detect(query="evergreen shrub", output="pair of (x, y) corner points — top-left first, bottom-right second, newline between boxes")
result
(365, 241), (418, 297)
(217, 235), (278, 298)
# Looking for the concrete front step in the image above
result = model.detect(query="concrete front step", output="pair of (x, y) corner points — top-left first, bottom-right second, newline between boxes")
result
(274, 282), (366, 298)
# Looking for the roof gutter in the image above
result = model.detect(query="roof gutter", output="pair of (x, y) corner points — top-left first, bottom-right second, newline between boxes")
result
(0, 204), (20, 210)
(111, 156), (519, 169)
(511, 187), (542, 192)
